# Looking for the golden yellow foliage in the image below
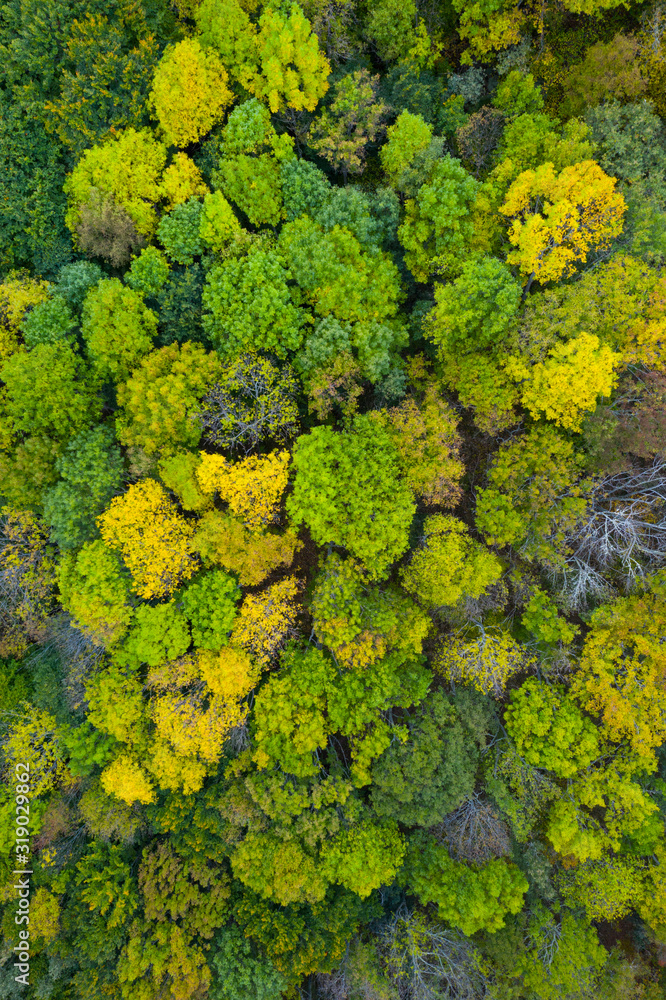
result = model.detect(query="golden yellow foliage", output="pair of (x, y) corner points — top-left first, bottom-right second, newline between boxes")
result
(501, 160), (626, 285)
(150, 38), (234, 148)
(231, 576), (300, 665)
(101, 755), (156, 805)
(571, 584), (666, 763)
(197, 449), (290, 532)
(504, 332), (618, 430)
(151, 689), (244, 763)
(198, 644), (261, 701)
(98, 480), (198, 599)
(436, 627), (533, 697)
(146, 739), (208, 795)
(160, 153), (209, 211)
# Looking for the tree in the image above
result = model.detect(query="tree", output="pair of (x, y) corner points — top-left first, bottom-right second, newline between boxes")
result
(370, 690), (488, 826)
(450, 0), (523, 64)
(505, 332), (618, 431)
(116, 342), (222, 456)
(380, 110), (434, 188)
(500, 160), (627, 288)
(199, 191), (242, 253)
(58, 539), (134, 647)
(403, 832), (528, 935)
(564, 35), (646, 115)
(230, 576), (300, 665)
(398, 156), (480, 282)
(180, 571), (240, 650)
(288, 415), (416, 579)
(43, 424), (125, 549)
(203, 249), (309, 360)
(122, 602), (191, 667)
(311, 553), (431, 669)
(504, 679), (599, 778)
(570, 580), (666, 763)
(126, 247), (171, 299)
(3, 706), (68, 796)
(209, 924), (288, 1000)
(279, 217), (402, 326)
(456, 107), (505, 177)
(160, 152), (209, 211)
(1, 342), (101, 444)
(74, 188), (146, 267)
(196, 0), (259, 93)
(150, 38), (234, 148)
(474, 424), (589, 569)
(81, 278), (157, 381)
(197, 449), (291, 532)
(22, 294), (76, 348)
(436, 624), (533, 697)
(64, 128), (167, 240)
(192, 511), (300, 586)
(492, 71), (544, 120)
(401, 515), (503, 608)
(248, 4), (331, 114)
(157, 199), (204, 267)
(309, 70), (388, 182)
(365, 0), (418, 63)
(213, 100), (295, 228)
(427, 256), (521, 354)
(42, 12), (159, 157)
(196, 353), (299, 456)
(98, 479), (198, 600)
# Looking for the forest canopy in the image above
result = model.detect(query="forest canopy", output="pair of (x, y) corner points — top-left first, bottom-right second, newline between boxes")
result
(1, 0), (666, 998)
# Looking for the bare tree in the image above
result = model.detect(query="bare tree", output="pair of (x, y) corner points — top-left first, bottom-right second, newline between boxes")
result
(435, 793), (511, 865)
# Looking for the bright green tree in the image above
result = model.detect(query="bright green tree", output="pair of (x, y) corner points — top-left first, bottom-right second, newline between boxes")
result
(81, 278), (158, 381)
(288, 415), (415, 579)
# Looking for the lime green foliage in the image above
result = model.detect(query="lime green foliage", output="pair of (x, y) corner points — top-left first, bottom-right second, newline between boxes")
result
(493, 71), (544, 119)
(122, 602), (191, 667)
(43, 425), (125, 549)
(196, 0), (258, 92)
(404, 832), (528, 935)
(521, 589), (578, 644)
(158, 451), (210, 512)
(116, 342), (222, 456)
(288, 416), (415, 579)
(59, 540), (135, 647)
(249, 5), (330, 114)
(126, 247), (171, 299)
(311, 553), (430, 668)
(514, 908), (608, 999)
(401, 515), (502, 608)
(380, 111), (434, 187)
(475, 425), (588, 568)
(180, 570), (241, 649)
(398, 156), (480, 282)
(505, 679), (599, 778)
(428, 257), (521, 353)
(371, 690), (490, 826)
(199, 191), (241, 252)
(82, 278), (158, 381)
(213, 100), (294, 227)
(1, 343), (102, 442)
(559, 856), (644, 921)
(322, 821), (405, 899)
(22, 295), (76, 348)
(157, 198), (204, 266)
(64, 128), (166, 239)
(280, 217), (402, 325)
(203, 248), (309, 358)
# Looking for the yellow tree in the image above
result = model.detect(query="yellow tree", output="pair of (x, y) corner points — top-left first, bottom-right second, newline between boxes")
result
(500, 160), (626, 290)
(196, 449), (290, 532)
(231, 576), (301, 665)
(571, 578), (666, 764)
(150, 38), (234, 148)
(249, 5), (330, 113)
(98, 480), (198, 599)
(504, 331), (618, 430)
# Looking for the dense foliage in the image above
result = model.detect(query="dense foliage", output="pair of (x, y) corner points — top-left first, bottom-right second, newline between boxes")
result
(1, 1), (666, 998)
